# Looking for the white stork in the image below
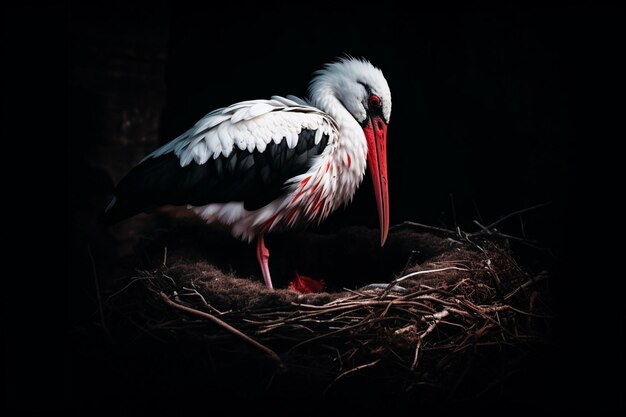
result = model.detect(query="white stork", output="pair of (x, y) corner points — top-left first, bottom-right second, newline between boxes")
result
(103, 57), (391, 290)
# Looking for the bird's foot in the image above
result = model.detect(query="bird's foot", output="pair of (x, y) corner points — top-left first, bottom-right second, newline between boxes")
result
(359, 283), (407, 293)
(288, 273), (325, 294)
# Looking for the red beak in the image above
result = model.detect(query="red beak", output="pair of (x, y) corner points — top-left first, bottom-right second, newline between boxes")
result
(363, 116), (389, 246)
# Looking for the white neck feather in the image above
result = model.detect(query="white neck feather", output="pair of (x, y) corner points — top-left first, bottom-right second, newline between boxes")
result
(310, 88), (368, 207)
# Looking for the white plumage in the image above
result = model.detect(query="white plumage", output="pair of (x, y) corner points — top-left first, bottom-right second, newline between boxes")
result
(105, 57), (392, 290)
(144, 95), (353, 242)
(148, 96), (337, 167)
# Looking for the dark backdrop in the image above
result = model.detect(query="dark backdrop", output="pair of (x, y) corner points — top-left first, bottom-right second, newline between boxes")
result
(5, 2), (622, 414)
(65, 2), (623, 413)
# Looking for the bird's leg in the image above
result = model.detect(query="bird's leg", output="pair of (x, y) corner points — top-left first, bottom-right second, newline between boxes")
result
(256, 235), (273, 289)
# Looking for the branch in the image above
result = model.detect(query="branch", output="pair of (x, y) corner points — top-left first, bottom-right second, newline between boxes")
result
(324, 359), (381, 394)
(395, 266), (470, 284)
(88, 246), (109, 338)
(481, 202), (550, 231)
(159, 292), (283, 368)
(411, 309), (450, 370)
(391, 221), (457, 235)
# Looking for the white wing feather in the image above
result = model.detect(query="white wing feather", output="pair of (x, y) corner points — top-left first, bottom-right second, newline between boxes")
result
(147, 97), (338, 167)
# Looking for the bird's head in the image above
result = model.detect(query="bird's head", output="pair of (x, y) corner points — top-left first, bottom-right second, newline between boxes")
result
(309, 57), (391, 246)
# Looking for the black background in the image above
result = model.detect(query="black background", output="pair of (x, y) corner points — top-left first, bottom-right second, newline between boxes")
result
(4, 2), (622, 414)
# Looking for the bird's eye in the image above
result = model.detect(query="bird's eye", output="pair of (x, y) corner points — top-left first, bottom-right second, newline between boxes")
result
(368, 95), (382, 108)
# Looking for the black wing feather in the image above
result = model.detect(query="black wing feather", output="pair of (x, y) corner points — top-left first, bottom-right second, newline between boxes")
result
(102, 128), (329, 224)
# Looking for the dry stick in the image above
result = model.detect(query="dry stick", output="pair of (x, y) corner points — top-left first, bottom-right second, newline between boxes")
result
(378, 266), (470, 299)
(159, 292), (283, 367)
(503, 305), (551, 319)
(286, 315), (404, 354)
(394, 267), (470, 284)
(472, 224), (542, 247)
(324, 358), (381, 394)
(107, 277), (154, 301)
(88, 246), (109, 337)
(472, 199), (485, 225)
(180, 286), (224, 315)
(503, 273), (548, 301)
(450, 193), (458, 230)
(463, 236), (503, 293)
(160, 273), (177, 286)
(324, 294), (361, 306)
(495, 311), (506, 341)
(393, 285), (454, 301)
(343, 287), (373, 297)
(481, 202), (550, 231)
(411, 310), (450, 370)
(473, 220), (492, 234)
(400, 250), (418, 276)
(391, 221), (457, 235)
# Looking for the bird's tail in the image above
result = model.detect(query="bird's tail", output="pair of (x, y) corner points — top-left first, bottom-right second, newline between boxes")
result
(99, 196), (143, 225)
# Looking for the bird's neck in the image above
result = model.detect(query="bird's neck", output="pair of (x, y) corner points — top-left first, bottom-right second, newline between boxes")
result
(312, 87), (356, 124)
(311, 89), (368, 204)
(312, 88), (367, 162)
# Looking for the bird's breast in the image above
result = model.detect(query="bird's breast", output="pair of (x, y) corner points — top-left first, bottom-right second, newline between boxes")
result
(192, 128), (367, 242)
(280, 139), (367, 225)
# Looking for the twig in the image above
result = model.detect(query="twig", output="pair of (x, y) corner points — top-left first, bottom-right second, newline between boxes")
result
(504, 273), (548, 301)
(391, 221), (457, 235)
(160, 273), (176, 286)
(481, 202), (550, 231)
(394, 267), (470, 284)
(450, 193), (458, 229)
(107, 277), (154, 301)
(503, 305), (551, 318)
(159, 292), (283, 368)
(411, 310), (450, 370)
(473, 220), (491, 234)
(286, 316), (402, 354)
(470, 222), (541, 248)
(324, 358), (381, 394)
(495, 311), (505, 341)
(472, 199), (485, 224)
(400, 250), (418, 275)
(88, 246), (109, 337)
(181, 286), (224, 314)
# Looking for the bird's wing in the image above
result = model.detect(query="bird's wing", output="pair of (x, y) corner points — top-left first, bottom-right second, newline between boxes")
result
(103, 97), (337, 223)
(147, 96), (335, 166)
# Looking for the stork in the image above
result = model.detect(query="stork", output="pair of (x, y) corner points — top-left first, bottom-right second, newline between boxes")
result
(103, 57), (391, 290)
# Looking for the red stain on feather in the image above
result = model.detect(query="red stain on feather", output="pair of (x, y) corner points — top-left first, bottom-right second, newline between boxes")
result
(291, 177), (311, 204)
(285, 209), (298, 223)
(311, 193), (322, 213)
(290, 191), (303, 205)
(311, 181), (320, 194)
(261, 213), (279, 229)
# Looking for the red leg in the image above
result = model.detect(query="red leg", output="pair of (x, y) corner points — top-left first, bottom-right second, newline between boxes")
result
(256, 235), (273, 289)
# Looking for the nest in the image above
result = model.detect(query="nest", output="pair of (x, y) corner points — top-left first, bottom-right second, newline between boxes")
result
(107, 221), (550, 400)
